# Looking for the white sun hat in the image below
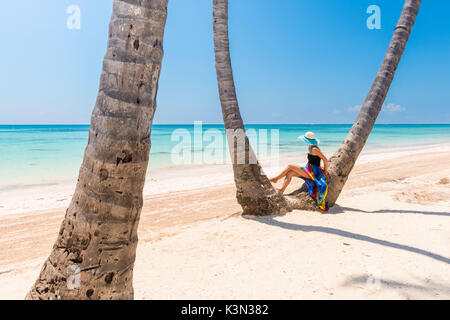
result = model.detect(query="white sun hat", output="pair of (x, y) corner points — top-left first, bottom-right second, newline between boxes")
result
(299, 131), (320, 146)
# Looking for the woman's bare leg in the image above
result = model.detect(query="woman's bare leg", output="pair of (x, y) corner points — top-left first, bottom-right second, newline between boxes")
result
(278, 171), (297, 194)
(270, 164), (310, 183)
(270, 166), (290, 183)
(286, 164), (311, 180)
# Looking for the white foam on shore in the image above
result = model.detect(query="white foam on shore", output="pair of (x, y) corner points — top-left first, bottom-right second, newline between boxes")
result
(1, 142), (449, 217)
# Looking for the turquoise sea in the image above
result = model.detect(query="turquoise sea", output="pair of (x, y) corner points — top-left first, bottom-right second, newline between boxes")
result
(0, 124), (449, 189)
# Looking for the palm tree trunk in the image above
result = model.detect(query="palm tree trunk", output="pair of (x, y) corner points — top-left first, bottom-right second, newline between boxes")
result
(26, 0), (168, 300)
(213, 0), (289, 215)
(326, 0), (422, 206)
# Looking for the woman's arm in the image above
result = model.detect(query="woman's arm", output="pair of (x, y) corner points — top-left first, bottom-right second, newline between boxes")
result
(312, 148), (328, 177)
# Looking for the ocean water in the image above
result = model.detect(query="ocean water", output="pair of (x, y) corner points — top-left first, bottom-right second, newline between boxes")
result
(0, 124), (449, 189)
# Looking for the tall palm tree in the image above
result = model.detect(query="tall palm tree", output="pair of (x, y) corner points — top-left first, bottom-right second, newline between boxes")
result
(213, 0), (289, 215)
(213, 0), (421, 214)
(325, 0), (422, 206)
(26, 0), (169, 300)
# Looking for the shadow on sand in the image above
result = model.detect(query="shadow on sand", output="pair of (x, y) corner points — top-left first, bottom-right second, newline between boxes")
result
(243, 214), (450, 265)
(341, 275), (450, 298)
(330, 205), (450, 217)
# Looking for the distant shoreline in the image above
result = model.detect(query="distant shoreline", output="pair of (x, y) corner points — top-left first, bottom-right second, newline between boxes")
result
(2, 124), (450, 217)
(1, 141), (449, 217)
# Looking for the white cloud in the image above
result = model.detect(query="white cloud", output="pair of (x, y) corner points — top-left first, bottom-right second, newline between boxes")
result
(347, 105), (362, 112)
(332, 108), (341, 114)
(347, 103), (405, 113)
(383, 103), (405, 113)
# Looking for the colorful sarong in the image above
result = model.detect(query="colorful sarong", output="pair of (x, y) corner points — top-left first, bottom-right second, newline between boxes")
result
(301, 162), (329, 211)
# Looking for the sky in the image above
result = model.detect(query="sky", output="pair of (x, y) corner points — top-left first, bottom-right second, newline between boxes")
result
(0, 0), (449, 124)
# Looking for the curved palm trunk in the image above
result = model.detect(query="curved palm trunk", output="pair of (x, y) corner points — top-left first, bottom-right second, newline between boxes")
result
(26, 0), (168, 300)
(213, 0), (421, 214)
(326, 0), (421, 206)
(213, 0), (289, 215)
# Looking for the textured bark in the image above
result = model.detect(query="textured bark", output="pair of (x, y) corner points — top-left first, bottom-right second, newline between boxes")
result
(326, 0), (422, 206)
(26, 0), (168, 300)
(213, 0), (421, 214)
(213, 0), (289, 215)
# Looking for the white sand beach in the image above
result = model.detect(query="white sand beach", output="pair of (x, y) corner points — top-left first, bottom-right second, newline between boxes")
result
(0, 143), (449, 299)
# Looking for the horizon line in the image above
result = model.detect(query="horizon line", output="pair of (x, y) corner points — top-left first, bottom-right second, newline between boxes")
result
(1, 123), (450, 126)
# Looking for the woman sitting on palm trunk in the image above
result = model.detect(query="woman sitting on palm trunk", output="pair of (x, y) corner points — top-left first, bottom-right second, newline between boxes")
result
(270, 131), (329, 211)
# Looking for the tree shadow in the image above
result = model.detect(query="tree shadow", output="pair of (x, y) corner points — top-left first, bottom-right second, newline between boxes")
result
(286, 183), (307, 196)
(342, 275), (450, 297)
(243, 215), (450, 265)
(333, 205), (450, 217)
